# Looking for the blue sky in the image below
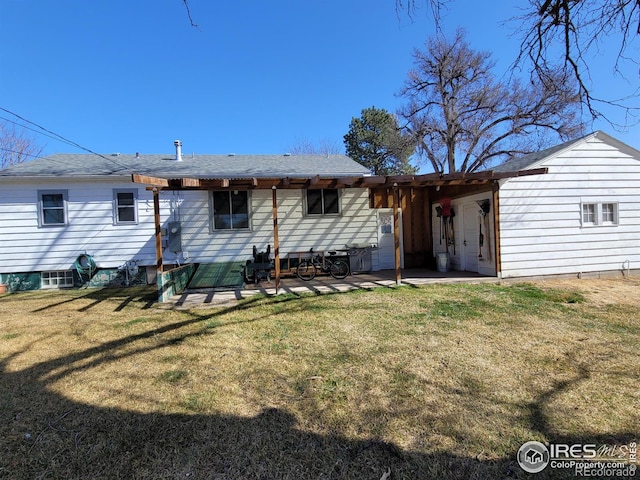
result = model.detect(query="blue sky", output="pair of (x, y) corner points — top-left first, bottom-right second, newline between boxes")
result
(1, 0), (638, 164)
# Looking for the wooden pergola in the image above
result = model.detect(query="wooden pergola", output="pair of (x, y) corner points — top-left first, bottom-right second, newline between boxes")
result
(133, 168), (547, 293)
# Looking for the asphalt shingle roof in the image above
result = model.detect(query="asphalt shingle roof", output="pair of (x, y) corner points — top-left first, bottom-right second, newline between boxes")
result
(0, 153), (371, 179)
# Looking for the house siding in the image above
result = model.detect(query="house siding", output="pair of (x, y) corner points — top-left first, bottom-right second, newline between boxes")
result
(0, 183), (379, 280)
(175, 188), (378, 265)
(0, 179), (161, 274)
(498, 135), (640, 278)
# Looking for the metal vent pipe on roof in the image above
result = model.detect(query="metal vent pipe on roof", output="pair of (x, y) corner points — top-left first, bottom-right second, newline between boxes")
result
(174, 140), (183, 162)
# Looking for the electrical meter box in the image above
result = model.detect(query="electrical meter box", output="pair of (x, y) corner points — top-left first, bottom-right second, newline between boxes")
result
(168, 221), (182, 253)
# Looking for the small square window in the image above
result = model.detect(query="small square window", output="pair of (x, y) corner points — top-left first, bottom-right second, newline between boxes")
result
(42, 271), (74, 288)
(306, 189), (340, 215)
(581, 202), (619, 227)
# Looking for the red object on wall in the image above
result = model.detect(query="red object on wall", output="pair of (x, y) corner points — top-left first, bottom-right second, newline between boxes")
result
(440, 197), (452, 217)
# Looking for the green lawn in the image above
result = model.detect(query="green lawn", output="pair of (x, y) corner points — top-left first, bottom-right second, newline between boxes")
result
(0, 279), (638, 479)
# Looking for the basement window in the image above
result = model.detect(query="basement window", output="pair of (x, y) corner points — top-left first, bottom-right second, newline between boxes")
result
(38, 190), (68, 227)
(306, 189), (340, 215)
(42, 271), (74, 288)
(211, 191), (250, 230)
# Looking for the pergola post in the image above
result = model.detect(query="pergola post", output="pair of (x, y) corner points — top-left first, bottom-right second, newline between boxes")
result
(392, 183), (402, 286)
(152, 187), (166, 302)
(492, 181), (502, 279)
(153, 187), (163, 274)
(272, 186), (281, 293)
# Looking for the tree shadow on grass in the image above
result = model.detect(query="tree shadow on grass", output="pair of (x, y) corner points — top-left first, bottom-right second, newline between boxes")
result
(1, 295), (638, 479)
(26, 286), (158, 313)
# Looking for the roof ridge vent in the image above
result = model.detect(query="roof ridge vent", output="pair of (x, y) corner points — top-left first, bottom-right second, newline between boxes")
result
(283, 152), (291, 156)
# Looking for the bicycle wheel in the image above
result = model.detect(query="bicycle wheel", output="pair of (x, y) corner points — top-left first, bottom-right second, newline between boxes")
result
(329, 259), (350, 279)
(296, 260), (316, 281)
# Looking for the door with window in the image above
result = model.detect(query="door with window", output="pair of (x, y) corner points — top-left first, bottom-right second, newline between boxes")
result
(377, 209), (403, 270)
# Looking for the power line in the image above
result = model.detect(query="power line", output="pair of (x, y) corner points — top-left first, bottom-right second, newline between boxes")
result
(0, 106), (132, 170)
(0, 147), (44, 160)
(0, 115), (75, 149)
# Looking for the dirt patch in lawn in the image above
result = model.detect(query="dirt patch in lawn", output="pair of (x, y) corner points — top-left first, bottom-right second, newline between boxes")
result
(532, 276), (640, 307)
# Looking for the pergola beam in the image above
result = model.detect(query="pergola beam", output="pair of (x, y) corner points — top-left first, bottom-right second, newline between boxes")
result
(132, 174), (168, 187)
(181, 178), (200, 188)
(131, 168), (549, 191)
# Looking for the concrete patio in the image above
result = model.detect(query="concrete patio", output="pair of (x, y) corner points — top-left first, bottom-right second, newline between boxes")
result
(167, 269), (499, 308)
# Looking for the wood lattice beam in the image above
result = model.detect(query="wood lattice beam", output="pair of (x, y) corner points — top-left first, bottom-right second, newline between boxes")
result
(131, 168), (548, 191)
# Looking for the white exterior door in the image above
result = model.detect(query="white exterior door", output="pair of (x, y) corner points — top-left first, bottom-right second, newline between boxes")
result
(376, 209), (402, 270)
(462, 203), (479, 272)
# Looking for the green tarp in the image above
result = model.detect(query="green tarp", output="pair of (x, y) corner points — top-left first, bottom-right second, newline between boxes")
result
(187, 262), (245, 289)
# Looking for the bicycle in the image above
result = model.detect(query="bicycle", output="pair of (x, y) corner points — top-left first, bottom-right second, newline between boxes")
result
(296, 248), (350, 281)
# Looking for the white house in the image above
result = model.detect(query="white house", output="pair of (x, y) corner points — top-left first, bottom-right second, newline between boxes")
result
(432, 131), (640, 279)
(0, 143), (384, 292)
(2, 131), (637, 296)
(496, 131), (640, 278)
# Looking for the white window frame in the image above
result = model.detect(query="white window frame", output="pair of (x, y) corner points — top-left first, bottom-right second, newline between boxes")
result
(38, 190), (69, 227)
(113, 189), (139, 225)
(305, 188), (341, 216)
(581, 203), (597, 226)
(581, 201), (619, 227)
(41, 270), (75, 289)
(601, 202), (618, 225)
(209, 190), (251, 231)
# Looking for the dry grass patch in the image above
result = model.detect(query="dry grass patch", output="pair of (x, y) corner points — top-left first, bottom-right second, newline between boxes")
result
(0, 280), (638, 479)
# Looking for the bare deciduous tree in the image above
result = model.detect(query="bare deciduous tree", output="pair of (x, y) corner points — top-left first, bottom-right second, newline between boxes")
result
(399, 30), (583, 174)
(182, 0), (198, 28)
(395, 0), (448, 21)
(0, 120), (44, 168)
(395, 0), (640, 123)
(285, 137), (343, 155)
(514, 0), (640, 121)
